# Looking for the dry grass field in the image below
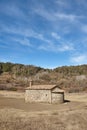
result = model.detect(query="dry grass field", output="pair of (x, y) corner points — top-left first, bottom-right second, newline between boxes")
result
(0, 91), (87, 130)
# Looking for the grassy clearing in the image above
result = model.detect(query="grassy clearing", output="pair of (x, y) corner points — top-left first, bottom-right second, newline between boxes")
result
(0, 92), (87, 130)
(0, 108), (87, 130)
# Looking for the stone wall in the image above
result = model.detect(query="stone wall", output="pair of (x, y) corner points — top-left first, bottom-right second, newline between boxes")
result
(51, 92), (64, 104)
(52, 87), (61, 92)
(25, 89), (51, 103)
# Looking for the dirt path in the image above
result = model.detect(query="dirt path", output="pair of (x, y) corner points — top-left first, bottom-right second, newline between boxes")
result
(0, 91), (87, 113)
(65, 93), (87, 102)
(0, 92), (87, 130)
(0, 96), (86, 112)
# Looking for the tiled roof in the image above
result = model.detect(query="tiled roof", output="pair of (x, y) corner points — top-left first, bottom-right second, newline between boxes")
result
(26, 85), (56, 90)
(26, 85), (64, 92)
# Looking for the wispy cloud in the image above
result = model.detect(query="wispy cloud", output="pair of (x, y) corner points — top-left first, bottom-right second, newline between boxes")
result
(51, 32), (61, 39)
(31, 0), (85, 39)
(0, 0), (87, 67)
(70, 54), (87, 64)
(0, 21), (84, 54)
(33, 6), (55, 21)
(0, 24), (47, 42)
(58, 44), (74, 52)
(76, 0), (87, 7)
(33, 4), (82, 23)
(56, 0), (67, 6)
(55, 13), (82, 22)
(39, 42), (74, 52)
(0, 44), (8, 49)
(81, 25), (87, 33)
(10, 37), (32, 47)
(0, 2), (26, 20)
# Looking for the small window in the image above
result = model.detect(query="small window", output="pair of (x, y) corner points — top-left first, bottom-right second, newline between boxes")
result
(46, 94), (47, 96)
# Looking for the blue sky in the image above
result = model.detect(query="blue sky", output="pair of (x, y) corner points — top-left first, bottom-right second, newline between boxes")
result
(0, 0), (87, 68)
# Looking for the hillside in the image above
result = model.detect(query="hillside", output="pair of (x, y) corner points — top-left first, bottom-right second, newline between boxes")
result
(0, 62), (87, 92)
